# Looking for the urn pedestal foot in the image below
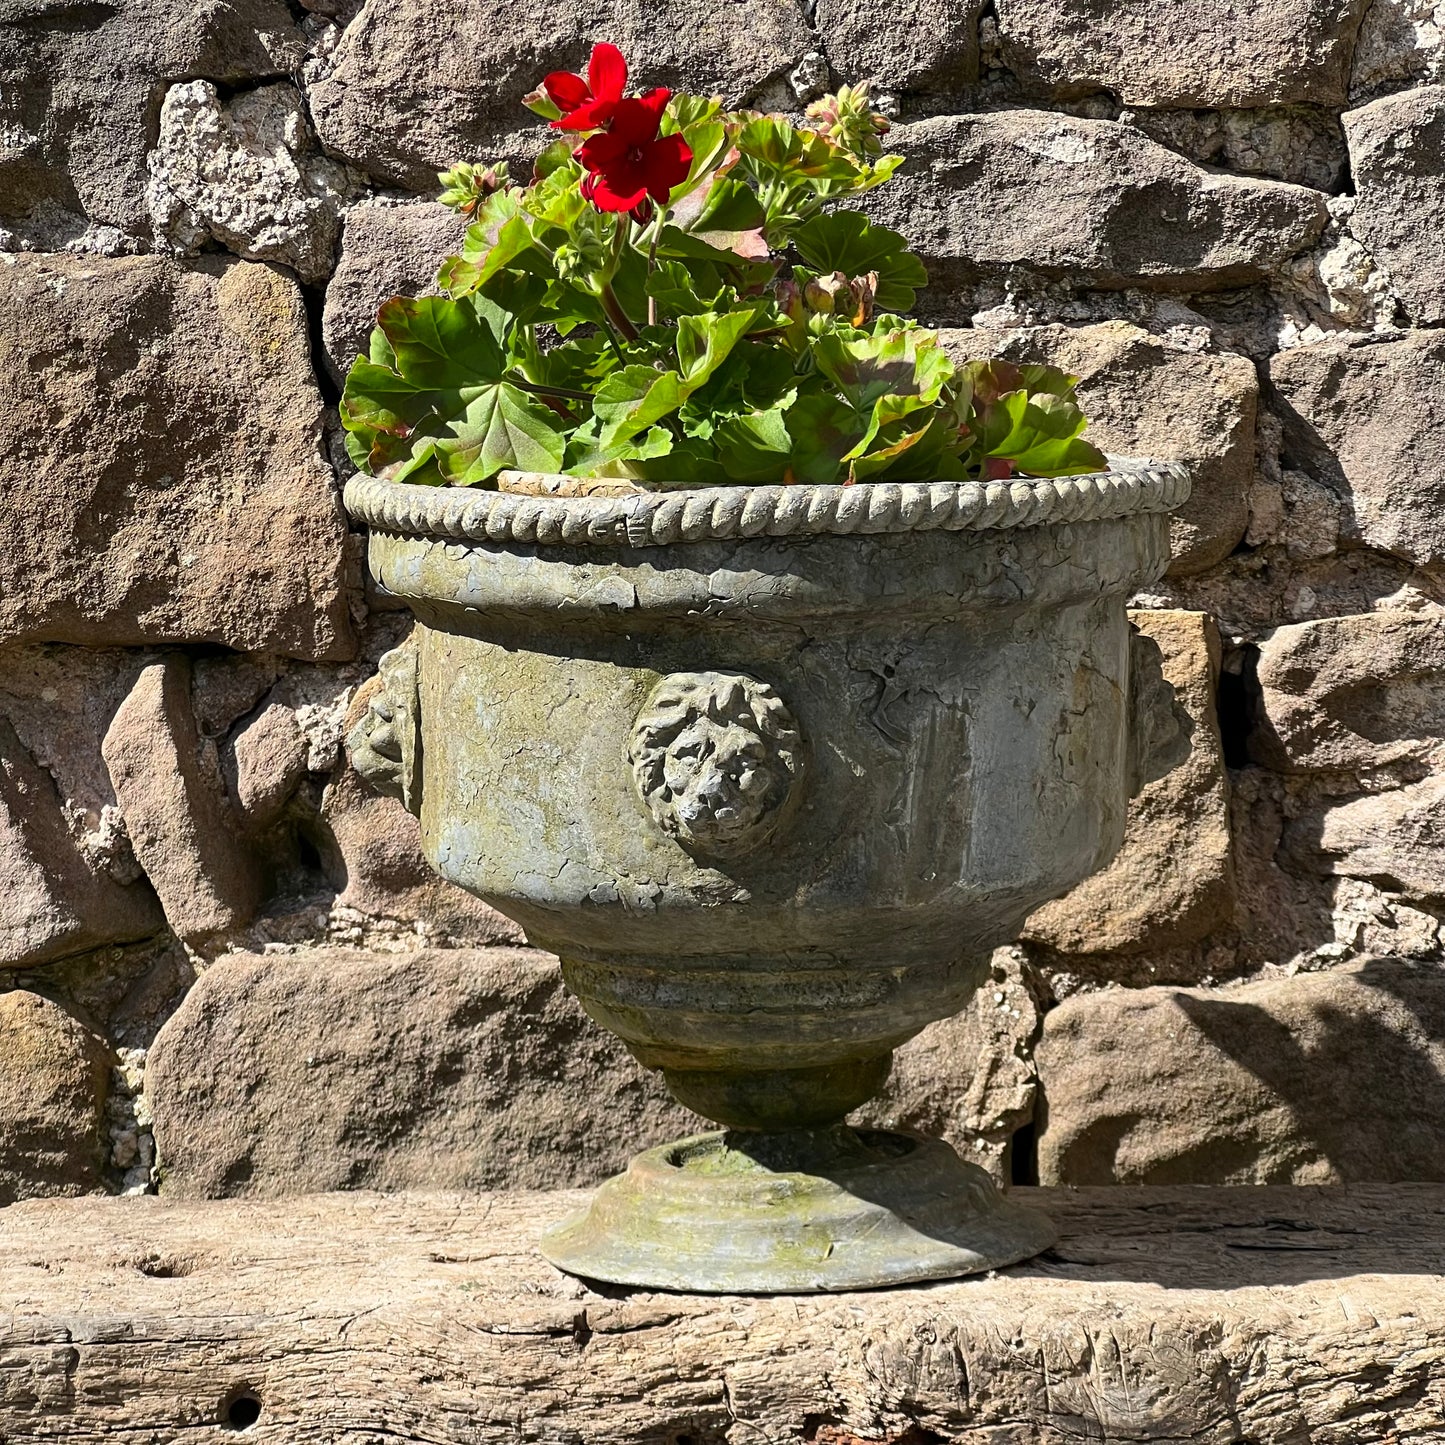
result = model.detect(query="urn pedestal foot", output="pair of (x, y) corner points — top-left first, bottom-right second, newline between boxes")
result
(539, 1126), (1057, 1294)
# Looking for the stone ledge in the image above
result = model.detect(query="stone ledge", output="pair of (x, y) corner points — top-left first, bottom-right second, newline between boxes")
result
(3, 1185), (1443, 1442)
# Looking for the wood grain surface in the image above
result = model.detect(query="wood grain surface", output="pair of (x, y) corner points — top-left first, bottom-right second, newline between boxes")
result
(2, 1184), (1443, 1443)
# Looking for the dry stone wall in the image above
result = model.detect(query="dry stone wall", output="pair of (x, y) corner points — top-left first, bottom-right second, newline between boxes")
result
(2, 0), (1444, 1202)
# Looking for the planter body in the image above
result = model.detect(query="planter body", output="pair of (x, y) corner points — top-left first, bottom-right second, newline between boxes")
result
(345, 464), (1189, 1290)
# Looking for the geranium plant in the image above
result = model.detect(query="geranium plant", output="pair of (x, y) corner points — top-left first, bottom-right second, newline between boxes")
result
(341, 44), (1106, 490)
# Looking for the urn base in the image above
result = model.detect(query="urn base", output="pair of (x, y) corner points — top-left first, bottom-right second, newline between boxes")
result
(539, 1126), (1057, 1294)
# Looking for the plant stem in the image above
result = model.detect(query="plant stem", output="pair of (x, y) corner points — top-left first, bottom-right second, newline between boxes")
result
(645, 207), (669, 328)
(599, 213), (640, 340)
(507, 375), (592, 401)
(598, 322), (626, 361)
(600, 284), (639, 341)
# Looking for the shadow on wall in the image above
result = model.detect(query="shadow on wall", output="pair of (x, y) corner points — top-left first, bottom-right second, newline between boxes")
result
(1035, 957), (1445, 1188)
(1173, 958), (1445, 1180)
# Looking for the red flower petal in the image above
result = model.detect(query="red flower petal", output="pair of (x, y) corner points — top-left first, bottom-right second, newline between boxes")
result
(577, 130), (629, 171)
(644, 130), (693, 201)
(554, 95), (617, 132)
(541, 69), (589, 113)
(609, 88), (670, 146)
(585, 167), (651, 211)
(587, 42), (628, 104)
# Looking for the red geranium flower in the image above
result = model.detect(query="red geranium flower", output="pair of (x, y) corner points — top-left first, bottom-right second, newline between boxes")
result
(543, 42), (629, 133)
(578, 89), (693, 216)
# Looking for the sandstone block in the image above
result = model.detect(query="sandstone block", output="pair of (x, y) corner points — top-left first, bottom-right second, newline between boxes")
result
(1023, 611), (1233, 958)
(145, 946), (696, 1197)
(1129, 105), (1348, 197)
(102, 658), (263, 943)
(813, 0), (981, 93)
(0, 717), (162, 969)
(1285, 775), (1445, 901)
(948, 321), (1256, 573)
(147, 81), (353, 283)
(1350, 0), (1445, 98)
(0, 647), (153, 881)
(0, 991), (112, 1204)
(1252, 612), (1445, 773)
(0, 255), (352, 658)
(322, 199), (467, 386)
(319, 765), (525, 944)
(0, 0), (304, 244)
(227, 702), (310, 831)
(858, 947), (1040, 1182)
(147, 943), (1048, 1198)
(1269, 331), (1445, 568)
(995, 0), (1369, 108)
(308, 0), (814, 192)
(1343, 85), (1445, 325)
(1036, 958), (1445, 1184)
(870, 112), (1328, 291)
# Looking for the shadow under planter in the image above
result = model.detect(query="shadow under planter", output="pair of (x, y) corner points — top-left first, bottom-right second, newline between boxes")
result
(344, 461), (1191, 1291)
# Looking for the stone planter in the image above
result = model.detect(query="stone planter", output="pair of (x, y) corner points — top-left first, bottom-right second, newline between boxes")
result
(344, 459), (1191, 1292)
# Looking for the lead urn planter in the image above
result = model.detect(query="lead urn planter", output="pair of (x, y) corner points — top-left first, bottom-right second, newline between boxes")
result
(344, 458), (1191, 1293)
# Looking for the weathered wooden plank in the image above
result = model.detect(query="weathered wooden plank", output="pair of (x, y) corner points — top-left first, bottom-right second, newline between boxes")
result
(1, 1185), (1444, 1443)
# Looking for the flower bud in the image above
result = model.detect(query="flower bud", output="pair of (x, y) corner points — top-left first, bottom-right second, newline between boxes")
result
(553, 243), (584, 280)
(805, 83), (891, 159)
(801, 271), (876, 324)
(521, 85), (563, 122)
(774, 278), (804, 322)
(436, 161), (511, 216)
(847, 271), (879, 325)
(803, 273), (846, 314)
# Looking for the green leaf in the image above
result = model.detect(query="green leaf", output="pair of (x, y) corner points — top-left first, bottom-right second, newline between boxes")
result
(565, 421), (675, 476)
(676, 309), (757, 389)
(532, 136), (575, 181)
(784, 390), (866, 485)
(736, 116), (860, 184)
(340, 356), (443, 473)
(526, 160), (592, 233)
(668, 94), (724, 131)
(847, 420), (936, 483)
(737, 344), (800, 410)
(524, 334), (615, 394)
(791, 212), (929, 311)
(658, 224), (765, 267)
(1010, 435), (1108, 477)
(594, 365), (688, 445)
(367, 324), (397, 369)
(976, 388), (1030, 454)
(671, 174), (769, 259)
(437, 188), (537, 296)
(843, 389), (937, 463)
(623, 435), (731, 486)
(848, 413), (967, 483)
(340, 290), (570, 486)
(1016, 363), (1083, 400)
(344, 426), (372, 473)
(425, 382), (568, 481)
(653, 97), (730, 210)
(973, 387), (1105, 477)
(646, 259), (730, 316)
(715, 407), (793, 482)
(811, 323), (954, 416)
(962, 359), (1082, 407)
(377, 294), (508, 389)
